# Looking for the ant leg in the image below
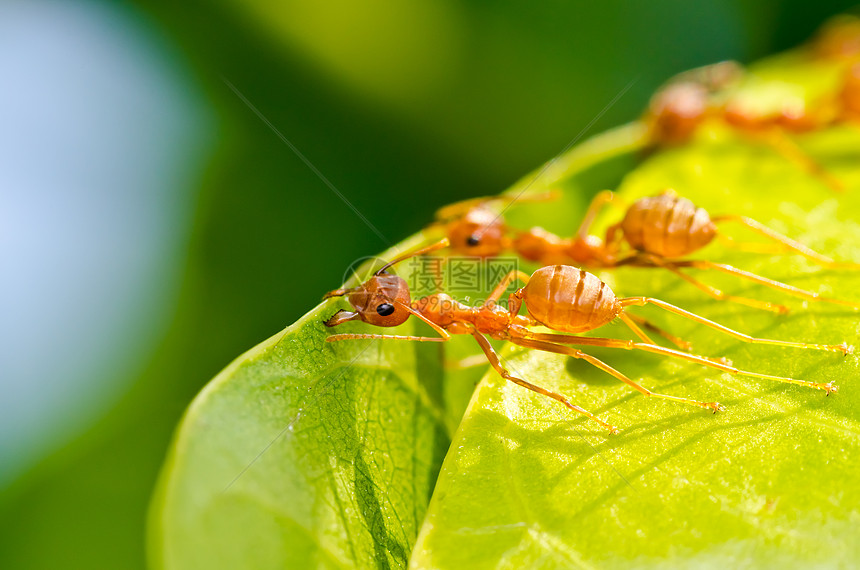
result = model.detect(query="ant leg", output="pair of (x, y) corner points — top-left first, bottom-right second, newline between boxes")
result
(755, 130), (844, 192)
(470, 331), (619, 433)
(641, 255), (790, 314)
(506, 328), (838, 393)
(603, 222), (626, 256)
(485, 270), (534, 318)
(496, 190), (560, 206)
(619, 296), (853, 355)
(487, 270), (531, 303)
(509, 289), (524, 317)
(575, 190), (617, 239)
(717, 234), (790, 255)
(622, 313), (692, 350)
(435, 192), (560, 222)
(618, 312), (660, 345)
(445, 353), (492, 370)
(509, 337), (724, 412)
(434, 197), (495, 221)
(712, 214), (860, 269)
(671, 259), (860, 309)
(327, 303), (452, 344)
(374, 239), (451, 275)
(327, 333), (448, 342)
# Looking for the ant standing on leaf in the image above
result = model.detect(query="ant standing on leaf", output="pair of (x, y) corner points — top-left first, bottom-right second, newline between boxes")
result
(324, 240), (851, 434)
(644, 61), (831, 142)
(322, 16), (860, 435)
(643, 61), (847, 191)
(643, 16), (860, 182)
(435, 189), (860, 314)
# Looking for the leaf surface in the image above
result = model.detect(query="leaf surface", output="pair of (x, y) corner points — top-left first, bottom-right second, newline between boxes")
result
(410, 53), (860, 569)
(152, 48), (860, 569)
(150, 252), (451, 569)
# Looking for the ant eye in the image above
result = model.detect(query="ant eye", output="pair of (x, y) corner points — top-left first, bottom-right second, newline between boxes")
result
(376, 303), (395, 316)
(466, 235), (480, 247)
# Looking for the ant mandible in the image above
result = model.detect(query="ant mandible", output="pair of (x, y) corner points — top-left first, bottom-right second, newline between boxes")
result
(436, 189), (860, 314)
(324, 240), (850, 434)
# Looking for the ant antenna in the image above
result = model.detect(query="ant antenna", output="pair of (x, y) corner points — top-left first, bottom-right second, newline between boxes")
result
(374, 239), (450, 275)
(434, 191), (560, 222)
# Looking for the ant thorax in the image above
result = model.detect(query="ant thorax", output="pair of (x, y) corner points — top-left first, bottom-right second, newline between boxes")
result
(474, 301), (520, 335)
(411, 293), (526, 334)
(569, 234), (609, 266)
(411, 293), (469, 327)
(512, 227), (570, 265)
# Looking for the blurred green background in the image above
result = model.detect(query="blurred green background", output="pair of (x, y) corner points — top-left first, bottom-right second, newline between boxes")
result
(1, 0), (857, 568)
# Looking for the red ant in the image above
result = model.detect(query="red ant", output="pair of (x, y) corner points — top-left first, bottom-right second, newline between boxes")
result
(645, 62), (834, 141)
(324, 240), (850, 434)
(434, 189), (860, 314)
(643, 62), (848, 190)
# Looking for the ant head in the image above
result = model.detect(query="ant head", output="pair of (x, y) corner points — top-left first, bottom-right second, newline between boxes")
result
(445, 207), (506, 257)
(323, 239), (448, 329)
(647, 82), (709, 144)
(324, 271), (412, 328)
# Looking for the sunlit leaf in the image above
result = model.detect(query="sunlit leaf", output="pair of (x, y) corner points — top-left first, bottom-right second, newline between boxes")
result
(149, 260), (451, 569)
(152, 44), (860, 569)
(410, 54), (860, 569)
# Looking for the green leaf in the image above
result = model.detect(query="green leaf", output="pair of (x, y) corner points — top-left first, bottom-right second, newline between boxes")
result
(148, 121), (643, 570)
(151, 46), (860, 568)
(410, 58), (860, 568)
(149, 251), (452, 569)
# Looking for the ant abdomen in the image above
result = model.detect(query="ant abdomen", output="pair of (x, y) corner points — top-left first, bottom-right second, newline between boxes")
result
(521, 266), (621, 333)
(618, 193), (717, 257)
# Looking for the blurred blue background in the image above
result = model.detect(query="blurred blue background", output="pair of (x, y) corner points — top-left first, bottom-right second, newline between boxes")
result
(0, 0), (856, 568)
